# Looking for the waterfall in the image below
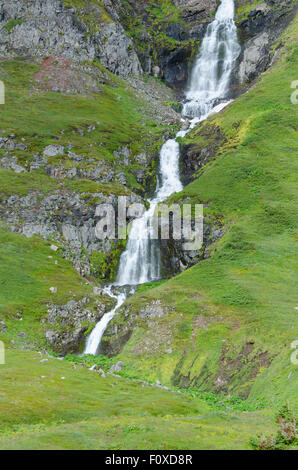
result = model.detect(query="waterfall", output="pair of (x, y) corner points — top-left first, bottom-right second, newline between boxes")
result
(116, 138), (183, 286)
(84, 0), (240, 355)
(84, 286), (126, 355)
(183, 0), (241, 118)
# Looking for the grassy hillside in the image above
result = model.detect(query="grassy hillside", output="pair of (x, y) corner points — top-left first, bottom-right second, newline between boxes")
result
(0, 227), (115, 351)
(0, 349), (283, 450)
(106, 16), (298, 411)
(0, 58), (174, 195)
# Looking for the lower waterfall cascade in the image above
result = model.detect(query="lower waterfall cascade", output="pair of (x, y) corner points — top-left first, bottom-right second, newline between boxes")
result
(84, 0), (241, 355)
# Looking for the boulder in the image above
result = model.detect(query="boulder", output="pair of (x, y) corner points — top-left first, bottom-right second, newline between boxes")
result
(43, 145), (65, 157)
(110, 361), (124, 373)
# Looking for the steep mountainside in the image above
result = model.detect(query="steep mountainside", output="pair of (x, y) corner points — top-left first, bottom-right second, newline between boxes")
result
(105, 18), (298, 409)
(0, 0), (297, 450)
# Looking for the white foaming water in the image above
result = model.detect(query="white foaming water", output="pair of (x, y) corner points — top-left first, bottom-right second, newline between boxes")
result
(84, 286), (126, 355)
(116, 138), (183, 286)
(84, 0), (240, 355)
(84, 138), (184, 354)
(182, 0), (240, 118)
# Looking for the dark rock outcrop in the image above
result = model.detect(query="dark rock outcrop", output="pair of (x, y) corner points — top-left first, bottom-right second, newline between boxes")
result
(161, 216), (225, 276)
(115, 0), (218, 90)
(179, 124), (226, 185)
(235, 0), (297, 84)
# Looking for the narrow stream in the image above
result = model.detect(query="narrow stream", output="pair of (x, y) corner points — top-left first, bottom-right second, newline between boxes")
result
(84, 0), (240, 356)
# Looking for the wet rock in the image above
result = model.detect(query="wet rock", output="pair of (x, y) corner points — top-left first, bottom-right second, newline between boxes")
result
(180, 124), (226, 185)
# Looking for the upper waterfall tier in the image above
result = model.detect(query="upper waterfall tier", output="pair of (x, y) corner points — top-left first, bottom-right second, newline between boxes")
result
(182, 0), (240, 118)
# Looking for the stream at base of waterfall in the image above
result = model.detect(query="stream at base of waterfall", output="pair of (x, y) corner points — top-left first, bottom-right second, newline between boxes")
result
(84, 0), (241, 355)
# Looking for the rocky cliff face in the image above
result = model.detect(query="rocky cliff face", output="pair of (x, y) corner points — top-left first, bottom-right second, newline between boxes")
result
(0, 0), (181, 284)
(1, 0), (295, 94)
(115, 0), (219, 89)
(235, 0), (297, 83)
(0, 188), (144, 278)
(0, 0), (142, 77)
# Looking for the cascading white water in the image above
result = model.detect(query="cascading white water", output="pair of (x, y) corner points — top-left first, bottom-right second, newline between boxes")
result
(84, 286), (126, 355)
(84, 140), (183, 354)
(183, 0), (241, 118)
(84, 0), (240, 355)
(116, 138), (183, 286)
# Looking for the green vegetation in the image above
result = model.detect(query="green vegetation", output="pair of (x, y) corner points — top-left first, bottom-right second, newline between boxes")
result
(3, 19), (23, 32)
(89, 241), (127, 281)
(0, 58), (169, 196)
(63, 0), (113, 30)
(64, 353), (113, 369)
(0, 227), (96, 350)
(0, 168), (58, 199)
(0, 54), (173, 287)
(250, 403), (297, 450)
(235, 1), (261, 18)
(0, 0), (297, 451)
(0, 349), (286, 450)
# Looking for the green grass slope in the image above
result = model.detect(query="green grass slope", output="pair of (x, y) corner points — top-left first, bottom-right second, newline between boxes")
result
(0, 227), (110, 350)
(0, 58), (174, 195)
(0, 349), (280, 450)
(107, 17), (298, 411)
